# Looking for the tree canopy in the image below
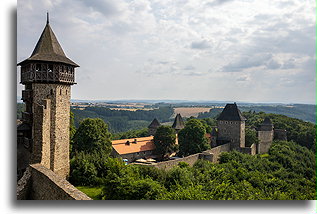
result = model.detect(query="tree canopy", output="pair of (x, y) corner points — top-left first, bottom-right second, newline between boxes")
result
(76, 140), (315, 200)
(178, 119), (210, 156)
(72, 118), (112, 154)
(153, 126), (177, 160)
(245, 128), (259, 147)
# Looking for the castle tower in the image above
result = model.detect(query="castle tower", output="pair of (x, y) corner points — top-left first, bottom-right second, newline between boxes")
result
(172, 113), (185, 133)
(257, 117), (274, 154)
(216, 103), (246, 150)
(17, 14), (79, 178)
(172, 113), (185, 145)
(148, 118), (161, 135)
(210, 127), (218, 148)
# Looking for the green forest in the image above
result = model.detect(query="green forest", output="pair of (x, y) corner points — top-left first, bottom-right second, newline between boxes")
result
(68, 111), (316, 200)
(72, 141), (315, 200)
(71, 106), (174, 133)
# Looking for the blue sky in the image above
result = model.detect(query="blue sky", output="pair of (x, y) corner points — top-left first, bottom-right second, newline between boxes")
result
(17, 0), (316, 104)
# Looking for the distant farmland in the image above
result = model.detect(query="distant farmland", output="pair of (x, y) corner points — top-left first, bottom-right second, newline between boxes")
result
(172, 107), (212, 118)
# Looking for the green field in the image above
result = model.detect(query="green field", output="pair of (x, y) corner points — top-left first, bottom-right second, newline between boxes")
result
(76, 186), (102, 200)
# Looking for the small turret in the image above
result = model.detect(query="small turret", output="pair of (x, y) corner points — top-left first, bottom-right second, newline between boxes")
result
(172, 113), (185, 133)
(148, 118), (161, 135)
(258, 117), (273, 131)
(257, 117), (274, 154)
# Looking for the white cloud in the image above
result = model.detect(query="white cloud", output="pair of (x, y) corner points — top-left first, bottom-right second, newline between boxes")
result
(17, 0), (316, 104)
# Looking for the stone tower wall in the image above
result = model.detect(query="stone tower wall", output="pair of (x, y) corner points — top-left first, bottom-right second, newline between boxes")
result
(257, 130), (274, 154)
(31, 99), (51, 169)
(148, 128), (157, 136)
(217, 120), (245, 149)
(32, 83), (71, 179)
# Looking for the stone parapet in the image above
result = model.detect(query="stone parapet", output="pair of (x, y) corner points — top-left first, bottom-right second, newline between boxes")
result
(29, 164), (91, 200)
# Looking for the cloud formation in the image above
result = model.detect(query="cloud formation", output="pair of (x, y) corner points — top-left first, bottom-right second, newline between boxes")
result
(17, 0), (316, 104)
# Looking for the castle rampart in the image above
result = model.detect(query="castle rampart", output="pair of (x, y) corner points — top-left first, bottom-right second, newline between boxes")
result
(17, 164), (91, 200)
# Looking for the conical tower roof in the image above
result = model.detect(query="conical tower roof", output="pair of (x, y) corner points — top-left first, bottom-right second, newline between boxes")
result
(18, 14), (79, 67)
(217, 103), (246, 121)
(172, 113), (185, 130)
(148, 118), (161, 128)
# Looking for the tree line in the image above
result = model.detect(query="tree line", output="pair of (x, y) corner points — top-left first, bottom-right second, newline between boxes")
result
(71, 106), (173, 133)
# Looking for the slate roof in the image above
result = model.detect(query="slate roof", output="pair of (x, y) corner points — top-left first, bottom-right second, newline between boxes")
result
(217, 103), (246, 121)
(262, 117), (273, 125)
(172, 113), (185, 130)
(18, 17), (79, 67)
(112, 136), (155, 155)
(148, 118), (161, 128)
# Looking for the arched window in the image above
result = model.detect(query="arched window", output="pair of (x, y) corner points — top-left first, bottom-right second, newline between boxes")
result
(50, 89), (53, 95)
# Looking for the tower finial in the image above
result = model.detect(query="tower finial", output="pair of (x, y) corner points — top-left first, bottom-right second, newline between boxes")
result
(47, 11), (49, 24)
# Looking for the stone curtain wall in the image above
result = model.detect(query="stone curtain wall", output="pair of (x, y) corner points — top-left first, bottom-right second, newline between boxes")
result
(145, 143), (232, 170)
(205, 143), (231, 162)
(240, 143), (257, 155)
(17, 167), (32, 200)
(29, 164), (91, 200)
(154, 153), (201, 170)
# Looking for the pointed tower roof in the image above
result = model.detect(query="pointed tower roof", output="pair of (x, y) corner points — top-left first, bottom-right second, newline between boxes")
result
(18, 14), (79, 67)
(258, 117), (273, 131)
(217, 103), (246, 121)
(148, 118), (161, 128)
(262, 117), (273, 125)
(172, 113), (185, 130)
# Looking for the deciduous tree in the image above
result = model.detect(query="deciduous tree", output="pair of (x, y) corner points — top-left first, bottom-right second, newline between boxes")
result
(178, 119), (210, 156)
(153, 126), (176, 160)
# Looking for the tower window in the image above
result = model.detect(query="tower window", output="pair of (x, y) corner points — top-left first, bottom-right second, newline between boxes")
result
(50, 89), (53, 95)
(48, 64), (53, 72)
(36, 64), (41, 71)
(60, 89), (62, 95)
(42, 64), (47, 71)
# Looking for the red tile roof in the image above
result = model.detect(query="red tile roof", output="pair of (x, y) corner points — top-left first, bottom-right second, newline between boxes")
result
(112, 136), (156, 155)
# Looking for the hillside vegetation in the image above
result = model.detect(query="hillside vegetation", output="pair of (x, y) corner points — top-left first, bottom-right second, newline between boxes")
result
(75, 141), (315, 200)
(71, 106), (174, 133)
(243, 111), (316, 151)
